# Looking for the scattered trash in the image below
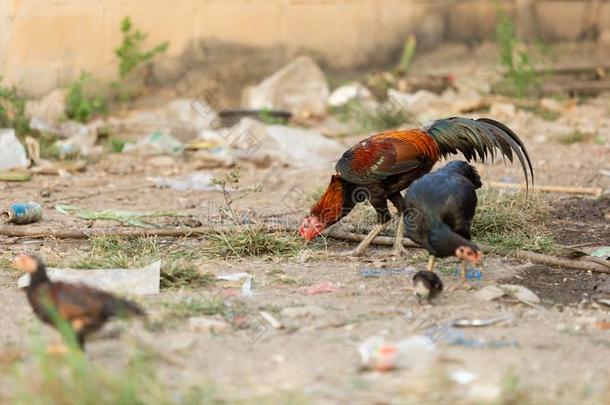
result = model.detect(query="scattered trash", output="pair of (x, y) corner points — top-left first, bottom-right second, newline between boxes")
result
(358, 335), (436, 372)
(259, 311), (283, 329)
(187, 317), (230, 334)
(151, 172), (222, 192)
(451, 314), (514, 328)
(441, 328), (519, 349)
(0, 129), (29, 171)
(595, 298), (610, 307)
(242, 56), (330, 117)
(299, 281), (341, 295)
(452, 266), (482, 281)
(124, 131), (185, 155)
(55, 204), (190, 227)
(17, 261), (161, 295)
(1, 202), (42, 224)
(328, 83), (373, 107)
(360, 267), (417, 277)
(217, 272), (253, 297)
(595, 321), (610, 330)
(475, 284), (541, 306)
(449, 369), (478, 385)
(591, 246), (610, 260)
(0, 169), (31, 182)
(47, 140), (81, 160)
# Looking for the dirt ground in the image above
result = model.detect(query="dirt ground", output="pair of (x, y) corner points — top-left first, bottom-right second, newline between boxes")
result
(1, 44), (610, 403)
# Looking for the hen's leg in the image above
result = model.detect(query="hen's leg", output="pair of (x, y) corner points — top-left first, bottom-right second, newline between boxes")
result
(427, 255), (436, 272)
(450, 261), (471, 291)
(392, 213), (410, 256)
(338, 222), (389, 256)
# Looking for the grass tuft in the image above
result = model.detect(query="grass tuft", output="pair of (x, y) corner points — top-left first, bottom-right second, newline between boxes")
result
(11, 331), (215, 404)
(473, 190), (557, 254)
(205, 226), (305, 259)
(556, 130), (593, 145)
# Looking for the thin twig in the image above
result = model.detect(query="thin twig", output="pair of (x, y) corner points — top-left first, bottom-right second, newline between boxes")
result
(325, 229), (610, 274)
(488, 181), (604, 197)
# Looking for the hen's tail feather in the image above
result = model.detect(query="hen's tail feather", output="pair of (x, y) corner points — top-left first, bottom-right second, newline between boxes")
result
(424, 117), (534, 189)
(104, 297), (146, 318)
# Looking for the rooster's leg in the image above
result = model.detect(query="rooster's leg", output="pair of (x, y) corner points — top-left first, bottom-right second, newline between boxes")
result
(339, 222), (389, 256)
(392, 213), (410, 256)
(427, 255), (436, 272)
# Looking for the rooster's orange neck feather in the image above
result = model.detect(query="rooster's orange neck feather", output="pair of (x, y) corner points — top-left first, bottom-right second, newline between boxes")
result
(311, 176), (345, 226)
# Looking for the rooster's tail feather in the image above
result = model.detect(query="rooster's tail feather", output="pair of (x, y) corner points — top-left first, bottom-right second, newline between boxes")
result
(424, 117), (534, 188)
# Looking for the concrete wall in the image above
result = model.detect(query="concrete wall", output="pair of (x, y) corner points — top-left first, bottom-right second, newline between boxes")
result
(1, 0), (609, 96)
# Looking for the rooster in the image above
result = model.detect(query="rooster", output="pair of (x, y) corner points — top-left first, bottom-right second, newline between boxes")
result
(299, 117), (533, 255)
(14, 254), (145, 350)
(403, 161), (483, 285)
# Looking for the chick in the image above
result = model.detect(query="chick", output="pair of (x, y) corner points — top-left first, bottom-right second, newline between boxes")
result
(413, 270), (444, 304)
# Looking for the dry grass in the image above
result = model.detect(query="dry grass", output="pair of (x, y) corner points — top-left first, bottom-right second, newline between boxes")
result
(473, 189), (557, 253)
(205, 225), (306, 258)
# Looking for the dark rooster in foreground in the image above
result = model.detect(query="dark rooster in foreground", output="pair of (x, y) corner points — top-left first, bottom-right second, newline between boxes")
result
(299, 117), (533, 255)
(403, 161), (483, 286)
(14, 254), (145, 350)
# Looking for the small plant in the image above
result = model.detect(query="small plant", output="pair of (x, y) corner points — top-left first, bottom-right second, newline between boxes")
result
(0, 77), (30, 136)
(398, 35), (417, 73)
(115, 16), (169, 79)
(65, 72), (108, 123)
(105, 135), (128, 153)
(495, 14), (542, 98)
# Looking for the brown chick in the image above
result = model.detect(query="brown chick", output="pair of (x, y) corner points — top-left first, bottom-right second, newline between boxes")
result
(14, 254), (145, 350)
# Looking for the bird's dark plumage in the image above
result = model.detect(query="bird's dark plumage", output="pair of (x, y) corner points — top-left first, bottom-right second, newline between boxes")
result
(16, 255), (145, 349)
(300, 117), (533, 246)
(413, 270), (444, 303)
(403, 161), (482, 259)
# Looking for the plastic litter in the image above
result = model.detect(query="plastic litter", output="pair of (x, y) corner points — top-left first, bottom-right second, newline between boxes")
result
(217, 272), (253, 297)
(0, 129), (29, 171)
(441, 327), (519, 349)
(449, 369), (478, 385)
(360, 267), (417, 277)
(591, 246), (610, 259)
(2, 202), (42, 224)
(475, 284), (541, 305)
(328, 83), (373, 107)
(451, 313), (514, 328)
(299, 281), (341, 295)
(358, 335), (436, 372)
(453, 266), (482, 281)
(151, 172), (223, 192)
(0, 169), (31, 182)
(18, 261), (161, 295)
(124, 131), (185, 155)
(55, 204), (190, 228)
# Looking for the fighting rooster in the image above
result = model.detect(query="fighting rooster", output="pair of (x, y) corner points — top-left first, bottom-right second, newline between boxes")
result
(14, 254), (145, 350)
(299, 117), (533, 255)
(403, 161), (483, 286)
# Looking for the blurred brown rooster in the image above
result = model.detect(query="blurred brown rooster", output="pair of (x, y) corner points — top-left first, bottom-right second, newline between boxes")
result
(14, 254), (145, 350)
(299, 117), (533, 255)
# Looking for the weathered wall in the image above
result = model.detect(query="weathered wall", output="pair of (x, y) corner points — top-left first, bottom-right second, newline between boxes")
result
(1, 0), (609, 96)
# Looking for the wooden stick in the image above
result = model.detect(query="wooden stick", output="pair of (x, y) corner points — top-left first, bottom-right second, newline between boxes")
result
(325, 229), (610, 274)
(488, 181), (604, 197)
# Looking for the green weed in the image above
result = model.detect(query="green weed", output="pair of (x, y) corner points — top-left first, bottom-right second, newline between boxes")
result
(0, 77), (30, 136)
(115, 16), (169, 79)
(65, 72), (108, 123)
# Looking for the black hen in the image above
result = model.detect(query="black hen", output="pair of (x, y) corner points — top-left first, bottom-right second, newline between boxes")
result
(403, 161), (483, 283)
(413, 270), (444, 304)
